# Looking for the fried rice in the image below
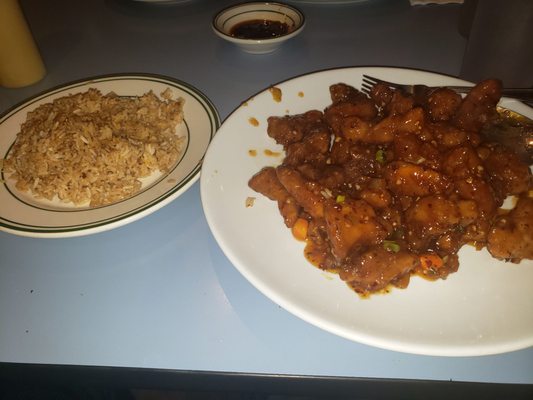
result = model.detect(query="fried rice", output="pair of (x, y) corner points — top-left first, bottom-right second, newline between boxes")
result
(2, 88), (185, 207)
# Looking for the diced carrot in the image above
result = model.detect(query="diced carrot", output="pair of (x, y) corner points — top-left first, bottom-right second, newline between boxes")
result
(419, 254), (444, 271)
(291, 218), (309, 241)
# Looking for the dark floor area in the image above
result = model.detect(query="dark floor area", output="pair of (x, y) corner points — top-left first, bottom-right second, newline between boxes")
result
(0, 386), (324, 400)
(2, 364), (533, 400)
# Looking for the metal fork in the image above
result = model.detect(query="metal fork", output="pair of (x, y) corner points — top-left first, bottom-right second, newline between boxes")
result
(360, 74), (533, 104)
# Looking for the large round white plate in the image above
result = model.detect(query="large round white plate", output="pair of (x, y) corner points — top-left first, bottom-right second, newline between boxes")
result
(0, 73), (219, 238)
(200, 66), (533, 356)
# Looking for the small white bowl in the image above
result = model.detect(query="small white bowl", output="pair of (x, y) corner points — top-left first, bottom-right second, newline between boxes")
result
(212, 2), (305, 54)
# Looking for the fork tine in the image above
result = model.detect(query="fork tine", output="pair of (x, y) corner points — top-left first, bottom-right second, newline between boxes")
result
(361, 76), (379, 89)
(362, 74), (403, 90)
(361, 74), (391, 95)
(362, 74), (381, 86)
(360, 82), (374, 95)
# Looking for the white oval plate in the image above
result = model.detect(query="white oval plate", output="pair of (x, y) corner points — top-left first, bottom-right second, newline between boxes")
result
(0, 74), (219, 238)
(200, 66), (533, 356)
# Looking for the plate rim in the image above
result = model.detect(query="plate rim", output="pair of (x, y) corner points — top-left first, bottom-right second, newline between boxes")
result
(0, 72), (220, 238)
(200, 65), (533, 356)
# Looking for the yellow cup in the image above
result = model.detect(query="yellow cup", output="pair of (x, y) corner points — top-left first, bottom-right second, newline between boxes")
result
(0, 0), (46, 88)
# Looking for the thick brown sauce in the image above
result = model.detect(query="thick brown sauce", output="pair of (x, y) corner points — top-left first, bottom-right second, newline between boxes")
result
(230, 19), (290, 40)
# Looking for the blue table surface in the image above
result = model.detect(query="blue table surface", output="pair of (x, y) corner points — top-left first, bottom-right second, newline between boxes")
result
(1, 0), (532, 385)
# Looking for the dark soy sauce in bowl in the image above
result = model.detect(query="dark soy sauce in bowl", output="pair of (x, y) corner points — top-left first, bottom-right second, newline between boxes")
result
(230, 19), (290, 40)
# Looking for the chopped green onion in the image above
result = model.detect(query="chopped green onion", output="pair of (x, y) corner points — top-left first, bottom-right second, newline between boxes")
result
(375, 149), (385, 163)
(336, 194), (345, 203)
(383, 240), (400, 253)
